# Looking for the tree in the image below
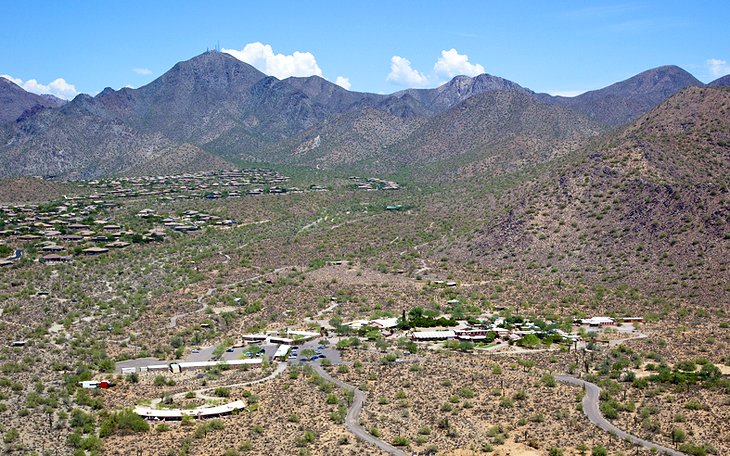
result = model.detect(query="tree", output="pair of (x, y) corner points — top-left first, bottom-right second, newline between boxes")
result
(517, 334), (541, 348)
(671, 428), (686, 444)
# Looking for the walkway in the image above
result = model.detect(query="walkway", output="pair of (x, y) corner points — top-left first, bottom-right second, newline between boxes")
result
(149, 361), (289, 408)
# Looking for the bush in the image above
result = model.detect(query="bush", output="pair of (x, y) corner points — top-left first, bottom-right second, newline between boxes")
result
(678, 444), (712, 456)
(591, 446), (608, 456)
(99, 408), (149, 437)
(214, 387), (231, 398)
(392, 435), (409, 446)
(458, 387), (475, 398)
(295, 431), (315, 447)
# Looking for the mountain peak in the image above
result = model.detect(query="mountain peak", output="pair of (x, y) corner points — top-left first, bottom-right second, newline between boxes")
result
(539, 64), (703, 127)
(157, 50), (268, 90)
(0, 76), (65, 123)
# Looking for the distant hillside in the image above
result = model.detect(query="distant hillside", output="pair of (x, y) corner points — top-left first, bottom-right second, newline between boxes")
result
(396, 73), (533, 113)
(0, 77), (65, 124)
(121, 143), (235, 177)
(260, 108), (424, 170)
(389, 90), (600, 178)
(0, 176), (80, 203)
(538, 66), (703, 127)
(708, 74), (730, 87)
(458, 86), (730, 302)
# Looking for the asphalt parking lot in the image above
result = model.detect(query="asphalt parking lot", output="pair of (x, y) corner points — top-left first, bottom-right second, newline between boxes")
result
(115, 338), (343, 372)
(286, 339), (342, 365)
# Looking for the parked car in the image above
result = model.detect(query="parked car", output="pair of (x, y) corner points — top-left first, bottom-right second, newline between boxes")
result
(192, 349), (200, 353)
(225, 348), (234, 352)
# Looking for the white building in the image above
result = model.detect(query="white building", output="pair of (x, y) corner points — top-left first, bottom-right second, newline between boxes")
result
(580, 317), (615, 327)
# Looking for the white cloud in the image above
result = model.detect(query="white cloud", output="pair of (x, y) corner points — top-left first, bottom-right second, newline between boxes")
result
(1, 74), (78, 99)
(386, 49), (486, 87)
(335, 76), (351, 90)
(132, 67), (152, 75)
(222, 42), (323, 79)
(386, 56), (430, 87)
(707, 58), (730, 77)
(434, 48), (485, 78)
(548, 90), (586, 97)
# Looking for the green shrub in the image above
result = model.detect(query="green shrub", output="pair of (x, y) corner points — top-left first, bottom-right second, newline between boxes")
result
(99, 408), (149, 437)
(392, 435), (409, 446)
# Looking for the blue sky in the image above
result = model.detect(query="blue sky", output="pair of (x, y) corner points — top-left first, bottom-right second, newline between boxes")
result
(1, 1), (729, 99)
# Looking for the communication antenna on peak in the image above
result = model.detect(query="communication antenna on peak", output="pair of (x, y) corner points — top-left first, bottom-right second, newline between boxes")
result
(216, 40), (220, 52)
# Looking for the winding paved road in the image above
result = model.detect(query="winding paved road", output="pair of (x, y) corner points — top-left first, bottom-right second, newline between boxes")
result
(311, 364), (407, 456)
(556, 375), (688, 456)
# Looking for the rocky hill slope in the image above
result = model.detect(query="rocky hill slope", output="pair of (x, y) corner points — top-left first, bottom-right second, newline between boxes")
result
(457, 86), (730, 303)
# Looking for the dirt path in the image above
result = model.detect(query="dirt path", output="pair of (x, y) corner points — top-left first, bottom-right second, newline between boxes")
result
(168, 287), (212, 328)
(311, 364), (407, 456)
(168, 265), (295, 330)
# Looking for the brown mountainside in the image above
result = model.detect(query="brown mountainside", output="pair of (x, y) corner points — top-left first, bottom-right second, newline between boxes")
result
(538, 65), (703, 127)
(458, 87), (730, 303)
(390, 90), (601, 179)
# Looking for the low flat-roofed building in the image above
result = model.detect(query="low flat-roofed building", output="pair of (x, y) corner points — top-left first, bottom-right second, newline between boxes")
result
(580, 317), (615, 327)
(83, 247), (109, 255)
(411, 330), (456, 341)
(286, 330), (319, 340)
(273, 344), (291, 360)
(134, 400), (245, 420)
(368, 318), (399, 329)
(41, 254), (72, 262)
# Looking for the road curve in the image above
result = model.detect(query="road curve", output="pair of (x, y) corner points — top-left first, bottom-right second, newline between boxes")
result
(311, 364), (407, 456)
(556, 375), (688, 456)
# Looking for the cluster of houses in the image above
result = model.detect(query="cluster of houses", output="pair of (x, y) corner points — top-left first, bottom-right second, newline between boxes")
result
(339, 313), (643, 346)
(349, 176), (401, 191)
(0, 200), (133, 266)
(80, 169), (292, 202)
(150, 209), (236, 233)
(0, 199), (237, 268)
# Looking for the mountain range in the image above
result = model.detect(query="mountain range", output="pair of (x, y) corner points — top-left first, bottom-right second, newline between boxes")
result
(0, 50), (728, 179)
